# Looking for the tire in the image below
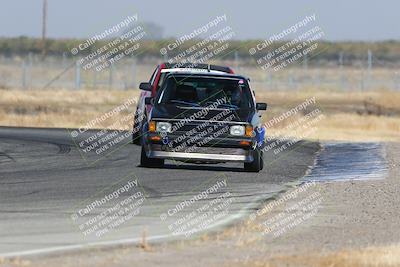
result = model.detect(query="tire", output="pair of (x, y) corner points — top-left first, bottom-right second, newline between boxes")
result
(244, 149), (262, 172)
(132, 110), (142, 145)
(140, 146), (164, 168)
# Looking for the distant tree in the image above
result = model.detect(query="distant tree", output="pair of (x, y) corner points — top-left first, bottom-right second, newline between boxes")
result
(138, 22), (164, 40)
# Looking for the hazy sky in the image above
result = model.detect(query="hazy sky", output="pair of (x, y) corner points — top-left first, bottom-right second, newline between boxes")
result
(1, 0), (398, 41)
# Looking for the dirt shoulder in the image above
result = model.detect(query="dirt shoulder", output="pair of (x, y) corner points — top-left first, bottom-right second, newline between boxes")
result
(4, 142), (399, 267)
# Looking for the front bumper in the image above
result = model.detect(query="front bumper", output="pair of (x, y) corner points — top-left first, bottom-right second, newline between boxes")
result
(144, 142), (255, 163)
(146, 144), (254, 163)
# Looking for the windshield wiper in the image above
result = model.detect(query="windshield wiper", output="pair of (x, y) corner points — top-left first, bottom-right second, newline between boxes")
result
(169, 100), (201, 107)
(217, 103), (239, 109)
(204, 101), (239, 109)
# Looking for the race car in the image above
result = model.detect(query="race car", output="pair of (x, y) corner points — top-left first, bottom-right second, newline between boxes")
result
(138, 70), (267, 172)
(132, 63), (234, 144)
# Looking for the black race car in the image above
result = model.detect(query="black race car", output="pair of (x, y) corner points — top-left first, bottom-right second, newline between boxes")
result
(138, 70), (267, 172)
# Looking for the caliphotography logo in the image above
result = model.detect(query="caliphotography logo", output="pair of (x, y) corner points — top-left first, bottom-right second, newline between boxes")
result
(0, 1), (399, 267)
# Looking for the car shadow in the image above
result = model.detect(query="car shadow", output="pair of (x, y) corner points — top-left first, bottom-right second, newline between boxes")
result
(138, 163), (247, 172)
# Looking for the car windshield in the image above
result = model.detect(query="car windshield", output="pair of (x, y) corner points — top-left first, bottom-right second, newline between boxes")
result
(157, 76), (253, 109)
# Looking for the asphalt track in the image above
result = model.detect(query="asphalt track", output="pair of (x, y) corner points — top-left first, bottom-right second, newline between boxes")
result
(0, 127), (320, 257)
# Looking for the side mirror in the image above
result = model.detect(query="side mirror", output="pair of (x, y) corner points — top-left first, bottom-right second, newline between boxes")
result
(256, 103), (267, 110)
(145, 97), (154, 105)
(139, 82), (152, 91)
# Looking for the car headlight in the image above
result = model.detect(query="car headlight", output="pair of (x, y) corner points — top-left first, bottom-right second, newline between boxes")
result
(156, 122), (172, 133)
(230, 125), (245, 136)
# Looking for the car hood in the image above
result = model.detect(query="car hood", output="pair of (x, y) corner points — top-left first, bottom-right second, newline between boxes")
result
(151, 104), (254, 123)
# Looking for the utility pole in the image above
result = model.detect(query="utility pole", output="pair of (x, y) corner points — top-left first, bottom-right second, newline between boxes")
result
(41, 0), (48, 60)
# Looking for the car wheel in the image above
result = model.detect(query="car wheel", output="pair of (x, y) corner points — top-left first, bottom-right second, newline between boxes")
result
(244, 149), (261, 172)
(132, 110), (142, 145)
(140, 146), (164, 168)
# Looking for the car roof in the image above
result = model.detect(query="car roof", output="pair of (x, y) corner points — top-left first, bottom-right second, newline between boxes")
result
(163, 71), (249, 81)
(161, 68), (227, 75)
(162, 62), (233, 73)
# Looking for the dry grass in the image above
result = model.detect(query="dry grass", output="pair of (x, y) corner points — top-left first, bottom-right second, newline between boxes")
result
(0, 89), (139, 129)
(0, 88), (399, 142)
(229, 245), (400, 267)
(256, 90), (400, 109)
(256, 90), (400, 142)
